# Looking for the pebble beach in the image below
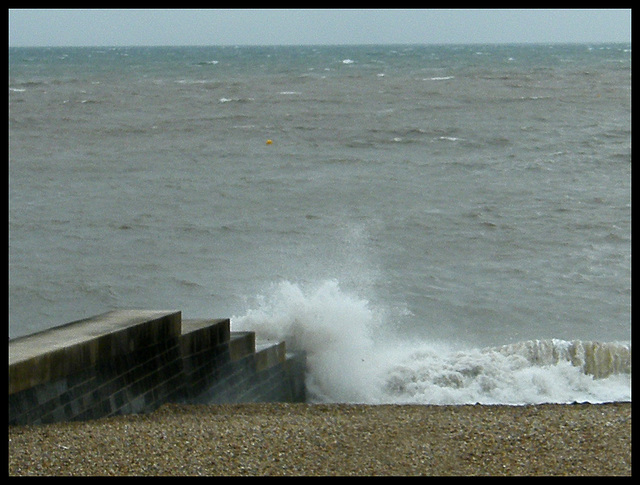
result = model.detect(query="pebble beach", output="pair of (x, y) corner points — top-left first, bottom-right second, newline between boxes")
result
(8, 402), (631, 476)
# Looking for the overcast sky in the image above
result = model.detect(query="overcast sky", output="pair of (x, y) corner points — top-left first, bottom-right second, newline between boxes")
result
(8, 9), (632, 47)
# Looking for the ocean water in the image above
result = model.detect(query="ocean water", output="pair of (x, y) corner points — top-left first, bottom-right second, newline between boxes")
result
(9, 44), (631, 404)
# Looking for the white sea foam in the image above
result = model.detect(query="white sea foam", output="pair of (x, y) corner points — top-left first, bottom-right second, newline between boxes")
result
(175, 79), (208, 84)
(425, 76), (454, 81)
(233, 279), (631, 405)
(219, 97), (254, 103)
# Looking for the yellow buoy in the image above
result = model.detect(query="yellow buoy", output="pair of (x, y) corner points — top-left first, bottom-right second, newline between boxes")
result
(266, 139), (273, 145)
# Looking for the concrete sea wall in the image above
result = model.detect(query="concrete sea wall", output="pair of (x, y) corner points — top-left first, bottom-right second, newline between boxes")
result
(8, 310), (306, 426)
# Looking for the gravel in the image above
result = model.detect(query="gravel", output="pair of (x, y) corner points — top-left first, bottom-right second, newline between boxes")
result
(8, 402), (631, 476)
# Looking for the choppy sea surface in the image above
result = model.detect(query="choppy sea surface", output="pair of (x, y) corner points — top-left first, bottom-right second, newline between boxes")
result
(9, 44), (631, 404)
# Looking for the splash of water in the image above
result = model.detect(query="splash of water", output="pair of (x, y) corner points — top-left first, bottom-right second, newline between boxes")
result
(232, 279), (631, 405)
(233, 279), (383, 402)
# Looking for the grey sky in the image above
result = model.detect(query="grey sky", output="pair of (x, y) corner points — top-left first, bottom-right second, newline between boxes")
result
(8, 9), (632, 47)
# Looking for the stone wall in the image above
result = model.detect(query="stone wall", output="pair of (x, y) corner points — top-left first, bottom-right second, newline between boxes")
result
(8, 310), (306, 426)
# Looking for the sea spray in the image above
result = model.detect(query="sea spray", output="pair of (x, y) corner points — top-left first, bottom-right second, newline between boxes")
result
(233, 279), (387, 403)
(233, 279), (631, 405)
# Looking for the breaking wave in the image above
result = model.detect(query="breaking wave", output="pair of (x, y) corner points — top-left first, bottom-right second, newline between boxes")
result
(232, 279), (630, 405)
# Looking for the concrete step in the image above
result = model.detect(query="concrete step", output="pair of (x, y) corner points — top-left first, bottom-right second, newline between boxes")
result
(255, 341), (287, 372)
(229, 332), (256, 361)
(180, 318), (230, 355)
(9, 310), (181, 395)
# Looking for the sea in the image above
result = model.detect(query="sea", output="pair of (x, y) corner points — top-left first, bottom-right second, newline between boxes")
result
(8, 43), (631, 405)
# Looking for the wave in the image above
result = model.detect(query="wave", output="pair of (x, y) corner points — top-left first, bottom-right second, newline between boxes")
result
(232, 279), (630, 405)
(218, 97), (254, 103)
(491, 339), (630, 379)
(424, 76), (455, 81)
(382, 340), (630, 406)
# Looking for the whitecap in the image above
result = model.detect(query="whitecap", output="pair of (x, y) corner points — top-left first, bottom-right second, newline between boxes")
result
(175, 79), (207, 85)
(425, 76), (454, 81)
(218, 97), (254, 103)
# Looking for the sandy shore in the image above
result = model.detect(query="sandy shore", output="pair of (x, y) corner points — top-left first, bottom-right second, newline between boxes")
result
(8, 402), (631, 476)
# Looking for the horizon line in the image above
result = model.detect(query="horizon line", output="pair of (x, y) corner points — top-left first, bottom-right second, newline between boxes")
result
(9, 40), (632, 49)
